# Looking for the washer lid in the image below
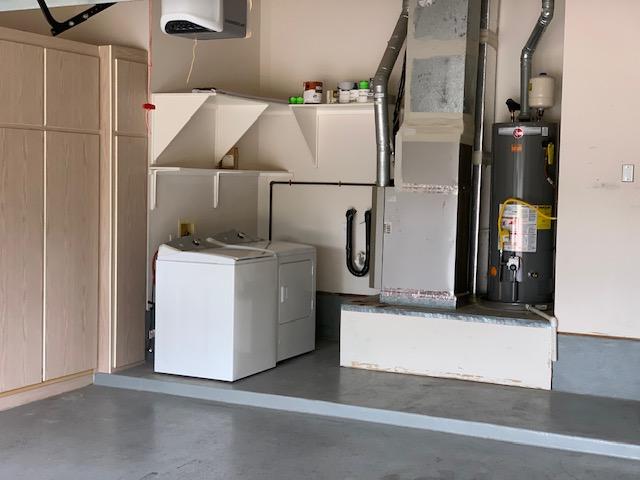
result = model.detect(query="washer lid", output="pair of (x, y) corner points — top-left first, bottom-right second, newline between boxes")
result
(242, 241), (316, 257)
(157, 243), (273, 265)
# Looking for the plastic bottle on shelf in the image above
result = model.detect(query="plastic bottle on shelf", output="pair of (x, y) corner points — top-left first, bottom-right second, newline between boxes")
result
(349, 83), (359, 103)
(357, 80), (370, 103)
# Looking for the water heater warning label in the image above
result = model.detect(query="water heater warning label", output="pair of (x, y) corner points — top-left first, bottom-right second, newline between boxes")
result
(501, 204), (539, 253)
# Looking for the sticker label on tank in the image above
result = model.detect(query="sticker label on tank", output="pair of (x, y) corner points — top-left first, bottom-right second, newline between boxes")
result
(500, 204), (538, 253)
(536, 205), (553, 230)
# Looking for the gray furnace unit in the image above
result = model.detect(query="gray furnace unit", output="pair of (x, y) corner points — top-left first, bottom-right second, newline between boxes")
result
(371, 0), (482, 309)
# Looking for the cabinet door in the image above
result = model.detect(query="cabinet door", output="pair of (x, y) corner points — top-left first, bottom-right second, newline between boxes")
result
(0, 129), (44, 393)
(45, 132), (99, 380)
(115, 59), (148, 136)
(114, 136), (147, 368)
(45, 50), (99, 131)
(0, 41), (44, 127)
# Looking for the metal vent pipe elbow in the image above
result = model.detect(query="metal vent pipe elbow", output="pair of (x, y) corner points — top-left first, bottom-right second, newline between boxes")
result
(373, 0), (409, 187)
(520, 0), (554, 121)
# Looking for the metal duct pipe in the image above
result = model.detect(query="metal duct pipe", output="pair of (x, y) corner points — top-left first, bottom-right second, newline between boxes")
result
(520, 0), (554, 121)
(469, 0), (492, 295)
(373, 0), (409, 187)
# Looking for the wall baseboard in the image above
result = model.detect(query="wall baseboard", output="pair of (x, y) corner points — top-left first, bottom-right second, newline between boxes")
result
(553, 334), (640, 401)
(0, 370), (94, 412)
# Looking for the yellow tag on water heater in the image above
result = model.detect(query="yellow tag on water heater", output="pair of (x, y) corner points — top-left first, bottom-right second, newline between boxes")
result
(537, 205), (553, 230)
(546, 143), (555, 165)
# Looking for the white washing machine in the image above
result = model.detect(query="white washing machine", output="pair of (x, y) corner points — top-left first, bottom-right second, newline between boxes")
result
(154, 236), (278, 381)
(211, 231), (316, 361)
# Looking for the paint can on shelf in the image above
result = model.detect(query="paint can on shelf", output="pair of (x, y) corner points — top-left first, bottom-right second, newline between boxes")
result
(303, 81), (323, 104)
(338, 81), (355, 104)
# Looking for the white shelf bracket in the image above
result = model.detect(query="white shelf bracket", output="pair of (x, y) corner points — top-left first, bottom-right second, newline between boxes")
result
(149, 169), (159, 211)
(212, 172), (221, 208)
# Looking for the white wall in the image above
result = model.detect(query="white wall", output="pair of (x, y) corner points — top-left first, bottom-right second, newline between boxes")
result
(150, 0), (261, 94)
(240, 106), (378, 295)
(494, 0), (565, 123)
(243, 0), (407, 295)
(555, 0), (640, 339)
(259, 0), (403, 99)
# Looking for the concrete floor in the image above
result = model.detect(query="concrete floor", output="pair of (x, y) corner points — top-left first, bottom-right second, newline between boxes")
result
(107, 341), (640, 450)
(1, 386), (639, 480)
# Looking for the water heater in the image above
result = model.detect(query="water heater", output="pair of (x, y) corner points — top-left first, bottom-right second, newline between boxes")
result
(487, 122), (558, 306)
(161, 0), (247, 39)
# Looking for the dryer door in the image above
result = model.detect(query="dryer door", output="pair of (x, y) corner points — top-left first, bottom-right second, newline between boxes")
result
(279, 260), (313, 325)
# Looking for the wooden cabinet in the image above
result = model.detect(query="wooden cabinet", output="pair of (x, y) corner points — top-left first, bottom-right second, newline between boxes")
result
(0, 28), (125, 410)
(45, 50), (100, 131)
(45, 132), (99, 380)
(0, 27), (146, 408)
(0, 129), (44, 393)
(115, 59), (148, 135)
(98, 46), (148, 372)
(114, 136), (148, 367)
(0, 40), (43, 127)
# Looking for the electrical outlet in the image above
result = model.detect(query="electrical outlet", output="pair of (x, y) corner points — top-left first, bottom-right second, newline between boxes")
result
(622, 164), (635, 183)
(179, 221), (195, 237)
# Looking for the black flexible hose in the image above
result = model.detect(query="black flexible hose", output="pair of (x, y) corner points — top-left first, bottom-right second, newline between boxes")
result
(345, 208), (371, 277)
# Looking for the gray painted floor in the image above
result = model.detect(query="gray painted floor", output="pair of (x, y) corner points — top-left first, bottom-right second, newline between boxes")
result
(1, 386), (639, 480)
(116, 342), (640, 448)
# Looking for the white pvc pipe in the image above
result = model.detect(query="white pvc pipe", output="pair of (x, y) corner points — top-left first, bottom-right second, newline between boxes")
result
(526, 304), (558, 361)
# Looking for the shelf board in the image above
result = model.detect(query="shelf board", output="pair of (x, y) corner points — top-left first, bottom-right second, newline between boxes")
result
(290, 102), (374, 110)
(148, 166), (288, 176)
(148, 167), (290, 211)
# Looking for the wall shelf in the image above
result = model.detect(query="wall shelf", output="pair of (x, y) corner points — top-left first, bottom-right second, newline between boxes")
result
(151, 91), (376, 170)
(151, 92), (273, 168)
(290, 103), (374, 166)
(148, 166), (289, 210)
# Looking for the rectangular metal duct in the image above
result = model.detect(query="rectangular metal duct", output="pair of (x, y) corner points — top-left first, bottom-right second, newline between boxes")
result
(377, 0), (482, 308)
